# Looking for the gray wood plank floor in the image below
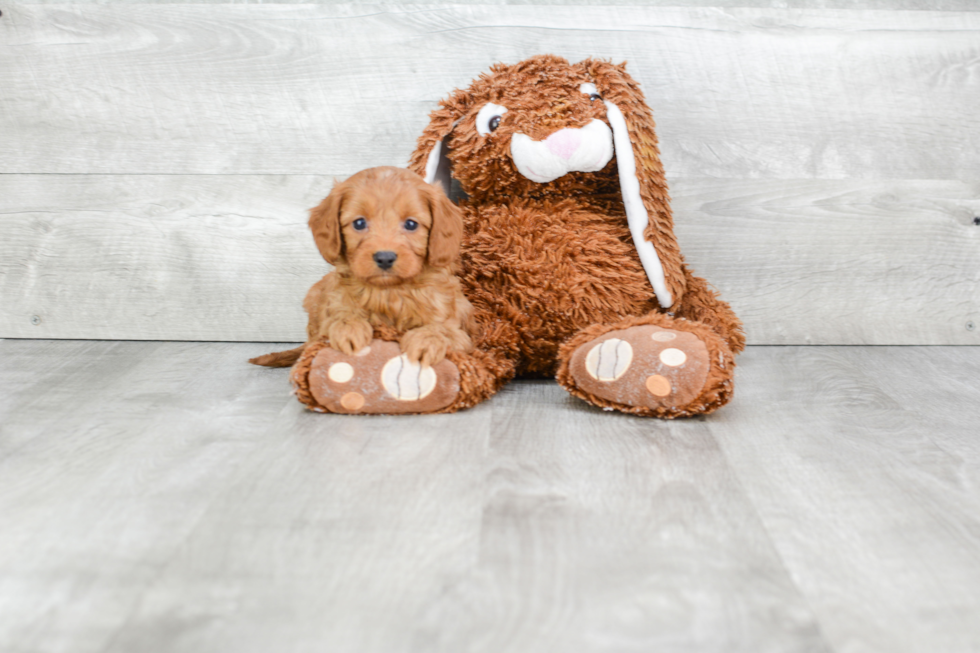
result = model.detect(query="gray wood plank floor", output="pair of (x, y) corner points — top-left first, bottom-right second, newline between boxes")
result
(1, 340), (978, 652)
(13, 0), (980, 8)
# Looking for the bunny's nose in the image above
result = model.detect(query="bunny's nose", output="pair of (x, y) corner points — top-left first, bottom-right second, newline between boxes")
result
(373, 251), (397, 270)
(545, 129), (582, 160)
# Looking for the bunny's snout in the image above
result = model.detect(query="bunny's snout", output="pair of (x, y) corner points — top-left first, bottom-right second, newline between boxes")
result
(510, 119), (614, 184)
(545, 129), (582, 160)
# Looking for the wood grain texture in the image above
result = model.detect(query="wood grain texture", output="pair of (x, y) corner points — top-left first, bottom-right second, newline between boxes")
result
(673, 178), (980, 346)
(2, 175), (977, 344)
(1, 5), (978, 179)
(13, 0), (980, 8)
(0, 174), (332, 341)
(0, 339), (830, 653)
(1, 340), (979, 651)
(709, 346), (980, 653)
(99, 376), (499, 653)
(403, 380), (829, 653)
(0, 340), (297, 653)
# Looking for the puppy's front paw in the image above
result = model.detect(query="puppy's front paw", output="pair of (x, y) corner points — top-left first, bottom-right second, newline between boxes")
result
(400, 328), (449, 368)
(328, 319), (373, 356)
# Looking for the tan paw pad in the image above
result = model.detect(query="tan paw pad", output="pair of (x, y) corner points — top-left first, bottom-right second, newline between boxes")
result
(645, 374), (672, 397)
(328, 362), (355, 383)
(584, 338), (633, 382)
(659, 348), (687, 367)
(381, 355), (438, 401)
(340, 392), (365, 411)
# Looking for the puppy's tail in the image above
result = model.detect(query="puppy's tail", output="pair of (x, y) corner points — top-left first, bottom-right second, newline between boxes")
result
(249, 344), (306, 368)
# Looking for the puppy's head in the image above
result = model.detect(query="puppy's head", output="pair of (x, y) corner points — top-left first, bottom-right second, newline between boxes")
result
(309, 166), (463, 286)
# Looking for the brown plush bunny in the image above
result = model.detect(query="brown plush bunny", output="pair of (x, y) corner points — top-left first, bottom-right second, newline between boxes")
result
(291, 54), (744, 417)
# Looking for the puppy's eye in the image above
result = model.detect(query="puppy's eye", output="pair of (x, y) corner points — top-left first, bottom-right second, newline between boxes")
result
(352, 217), (367, 231)
(404, 219), (419, 231)
(579, 82), (602, 102)
(476, 102), (508, 137)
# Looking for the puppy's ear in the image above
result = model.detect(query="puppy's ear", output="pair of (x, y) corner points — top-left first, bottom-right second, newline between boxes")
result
(424, 183), (463, 269)
(577, 58), (687, 309)
(308, 183), (346, 265)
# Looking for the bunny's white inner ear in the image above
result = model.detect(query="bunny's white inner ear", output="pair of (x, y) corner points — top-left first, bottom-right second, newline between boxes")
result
(424, 135), (454, 199)
(424, 138), (443, 184)
(604, 99), (673, 308)
(424, 119), (466, 200)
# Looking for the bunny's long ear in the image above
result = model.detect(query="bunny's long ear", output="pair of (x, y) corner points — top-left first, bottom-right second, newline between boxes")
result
(580, 60), (687, 309)
(407, 92), (470, 199)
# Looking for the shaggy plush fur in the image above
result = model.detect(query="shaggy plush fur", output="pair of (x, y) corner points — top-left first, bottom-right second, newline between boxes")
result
(251, 167), (475, 376)
(291, 55), (744, 417)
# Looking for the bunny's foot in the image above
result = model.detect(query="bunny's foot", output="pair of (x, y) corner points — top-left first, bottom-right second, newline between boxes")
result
(556, 315), (736, 418)
(291, 339), (460, 414)
(290, 338), (513, 415)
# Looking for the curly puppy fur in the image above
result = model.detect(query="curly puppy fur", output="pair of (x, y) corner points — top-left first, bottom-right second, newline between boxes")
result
(403, 55), (745, 416)
(250, 166), (475, 370)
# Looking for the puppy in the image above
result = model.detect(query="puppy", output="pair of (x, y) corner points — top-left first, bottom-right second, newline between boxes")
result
(250, 166), (474, 369)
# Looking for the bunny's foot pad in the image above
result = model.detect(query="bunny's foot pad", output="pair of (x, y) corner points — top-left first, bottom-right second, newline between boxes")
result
(292, 340), (459, 414)
(560, 323), (732, 418)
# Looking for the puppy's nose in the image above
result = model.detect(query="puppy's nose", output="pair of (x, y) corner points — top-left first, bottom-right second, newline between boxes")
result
(373, 251), (397, 270)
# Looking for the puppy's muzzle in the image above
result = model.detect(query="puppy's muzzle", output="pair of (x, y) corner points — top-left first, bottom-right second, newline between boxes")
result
(373, 251), (397, 271)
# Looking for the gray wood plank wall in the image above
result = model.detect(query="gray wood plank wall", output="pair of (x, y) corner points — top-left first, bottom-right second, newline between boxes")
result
(12, 0), (980, 8)
(1, 4), (978, 343)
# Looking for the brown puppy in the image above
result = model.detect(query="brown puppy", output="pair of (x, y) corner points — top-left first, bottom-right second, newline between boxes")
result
(251, 166), (474, 368)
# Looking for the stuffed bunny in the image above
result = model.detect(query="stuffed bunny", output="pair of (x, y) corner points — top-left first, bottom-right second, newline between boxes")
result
(291, 54), (744, 417)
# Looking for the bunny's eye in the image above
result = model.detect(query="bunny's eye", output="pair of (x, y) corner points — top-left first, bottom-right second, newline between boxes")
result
(476, 103), (508, 136)
(580, 82), (602, 102)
